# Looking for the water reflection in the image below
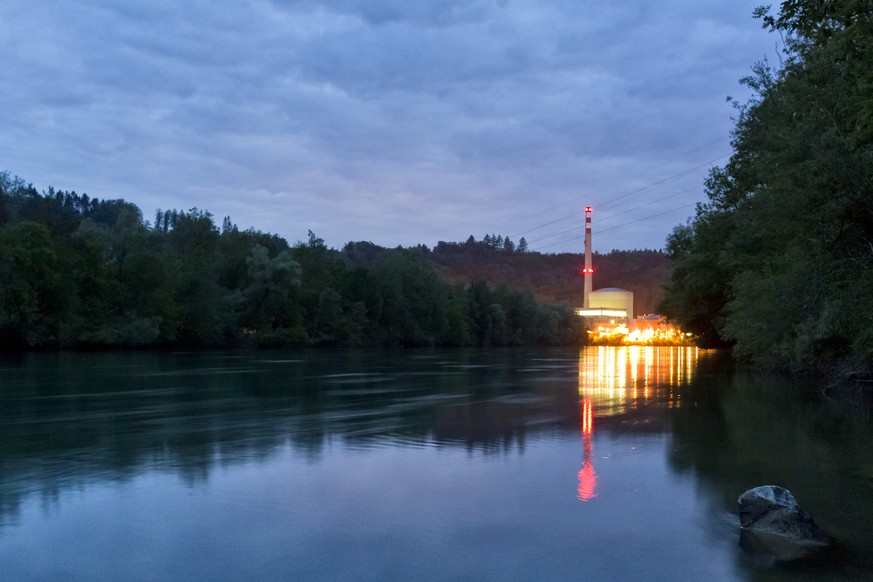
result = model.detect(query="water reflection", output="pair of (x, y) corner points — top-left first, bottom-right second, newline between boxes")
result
(575, 346), (703, 502)
(0, 349), (585, 525)
(577, 397), (596, 501)
(2, 349), (873, 580)
(578, 345), (702, 410)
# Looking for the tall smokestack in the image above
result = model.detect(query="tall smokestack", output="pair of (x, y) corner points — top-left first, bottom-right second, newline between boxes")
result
(583, 206), (593, 308)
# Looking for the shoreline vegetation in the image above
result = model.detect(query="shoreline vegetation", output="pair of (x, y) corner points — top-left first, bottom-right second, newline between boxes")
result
(659, 2), (873, 378)
(0, 170), (669, 352)
(1, 171), (600, 350)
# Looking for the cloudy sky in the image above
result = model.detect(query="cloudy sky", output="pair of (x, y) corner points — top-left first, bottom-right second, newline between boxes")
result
(1, 0), (778, 253)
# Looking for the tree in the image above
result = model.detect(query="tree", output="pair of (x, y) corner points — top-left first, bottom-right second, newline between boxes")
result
(0, 221), (72, 345)
(660, 1), (873, 373)
(168, 209), (229, 345)
(659, 216), (734, 349)
(237, 245), (303, 342)
(502, 237), (515, 253)
(68, 220), (124, 344)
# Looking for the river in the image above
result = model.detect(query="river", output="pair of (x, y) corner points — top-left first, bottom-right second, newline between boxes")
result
(1, 347), (871, 581)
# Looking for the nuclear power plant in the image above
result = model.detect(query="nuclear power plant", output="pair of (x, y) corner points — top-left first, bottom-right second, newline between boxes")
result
(575, 206), (634, 320)
(575, 206), (691, 345)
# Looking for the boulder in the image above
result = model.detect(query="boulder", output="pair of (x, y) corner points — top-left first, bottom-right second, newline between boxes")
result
(737, 485), (833, 561)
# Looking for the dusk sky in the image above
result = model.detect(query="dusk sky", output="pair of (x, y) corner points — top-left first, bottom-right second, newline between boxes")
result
(1, 1), (779, 253)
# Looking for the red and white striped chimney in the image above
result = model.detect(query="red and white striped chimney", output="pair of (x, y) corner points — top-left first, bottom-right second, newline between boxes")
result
(583, 206), (593, 308)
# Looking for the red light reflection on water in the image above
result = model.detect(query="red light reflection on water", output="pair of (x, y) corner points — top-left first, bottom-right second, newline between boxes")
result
(577, 397), (597, 501)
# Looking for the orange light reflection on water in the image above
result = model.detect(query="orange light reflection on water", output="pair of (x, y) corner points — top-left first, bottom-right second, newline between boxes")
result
(575, 346), (703, 502)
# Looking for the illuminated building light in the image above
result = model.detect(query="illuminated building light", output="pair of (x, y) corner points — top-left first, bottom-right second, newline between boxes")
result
(575, 308), (628, 318)
(583, 319), (697, 347)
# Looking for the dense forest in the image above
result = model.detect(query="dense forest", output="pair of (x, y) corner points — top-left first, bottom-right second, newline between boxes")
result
(660, 1), (873, 376)
(0, 172), (587, 349)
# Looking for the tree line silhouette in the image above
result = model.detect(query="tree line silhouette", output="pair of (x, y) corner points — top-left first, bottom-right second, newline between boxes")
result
(0, 172), (587, 348)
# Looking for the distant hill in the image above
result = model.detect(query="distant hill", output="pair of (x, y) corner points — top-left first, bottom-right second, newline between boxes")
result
(423, 237), (670, 316)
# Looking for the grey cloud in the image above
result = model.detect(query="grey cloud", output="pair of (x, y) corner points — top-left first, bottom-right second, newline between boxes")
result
(270, 0), (493, 27)
(0, 0), (777, 252)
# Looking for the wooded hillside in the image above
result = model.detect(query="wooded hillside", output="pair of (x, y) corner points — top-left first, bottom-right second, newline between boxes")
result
(426, 237), (669, 316)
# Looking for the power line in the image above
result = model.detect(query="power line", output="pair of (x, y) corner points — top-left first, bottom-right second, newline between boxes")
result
(511, 137), (726, 228)
(525, 183), (700, 245)
(594, 153), (727, 212)
(509, 152), (726, 239)
(511, 211), (581, 240)
(531, 202), (698, 252)
(598, 202), (697, 235)
(526, 222), (581, 245)
(596, 184), (700, 223)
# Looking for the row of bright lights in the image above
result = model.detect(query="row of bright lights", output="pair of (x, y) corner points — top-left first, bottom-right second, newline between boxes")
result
(588, 323), (694, 346)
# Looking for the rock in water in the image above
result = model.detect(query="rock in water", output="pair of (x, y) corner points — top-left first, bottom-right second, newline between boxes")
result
(737, 485), (832, 561)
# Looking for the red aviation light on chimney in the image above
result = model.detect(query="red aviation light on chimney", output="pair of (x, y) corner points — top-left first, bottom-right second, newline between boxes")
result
(582, 268), (594, 274)
(584, 206), (592, 213)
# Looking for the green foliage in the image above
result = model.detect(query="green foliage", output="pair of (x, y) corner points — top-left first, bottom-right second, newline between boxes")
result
(0, 175), (583, 349)
(0, 221), (72, 345)
(235, 245), (303, 344)
(661, 1), (873, 374)
(660, 218), (733, 348)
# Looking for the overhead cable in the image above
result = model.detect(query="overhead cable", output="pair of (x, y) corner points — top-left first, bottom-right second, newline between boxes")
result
(531, 202), (697, 251)
(509, 152), (727, 239)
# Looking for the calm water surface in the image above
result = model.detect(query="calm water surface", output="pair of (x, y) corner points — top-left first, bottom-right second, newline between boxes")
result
(1, 347), (872, 581)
